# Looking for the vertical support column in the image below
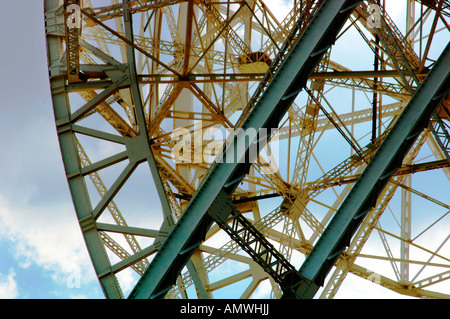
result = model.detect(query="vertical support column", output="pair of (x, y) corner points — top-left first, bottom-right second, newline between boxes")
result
(64, 0), (83, 83)
(372, 34), (379, 144)
(406, 0), (416, 46)
(351, 87), (356, 167)
(175, 2), (194, 182)
(149, 10), (163, 121)
(400, 174), (411, 284)
(371, 0), (380, 144)
(122, 0), (174, 222)
(178, 3), (214, 297)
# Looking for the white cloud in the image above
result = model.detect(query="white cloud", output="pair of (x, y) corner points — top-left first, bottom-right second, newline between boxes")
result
(329, 219), (450, 299)
(333, 272), (413, 299)
(384, 0), (407, 22)
(251, 279), (272, 299)
(116, 268), (140, 296)
(0, 269), (18, 299)
(0, 194), (97, 289)
(266, 0), (293, 22)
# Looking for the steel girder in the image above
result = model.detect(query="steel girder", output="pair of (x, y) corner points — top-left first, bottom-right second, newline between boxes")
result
(290, 42), (450, 299)
(45, 0), (174, 298)
(45, 0), (124, 298)
(430, 113), (450, 162)
(128, 0), (362, 299)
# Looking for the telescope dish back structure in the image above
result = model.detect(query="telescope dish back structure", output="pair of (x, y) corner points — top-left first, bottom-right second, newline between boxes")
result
(44, 0), (450, 299)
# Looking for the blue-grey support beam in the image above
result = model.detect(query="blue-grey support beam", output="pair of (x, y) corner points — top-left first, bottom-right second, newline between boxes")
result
(45, 0), (124, 299)
(128, 0), (362, 299)
(289, 42), (450, 299)
(430, 113), (450, 162)
(121, 0), (175, 222)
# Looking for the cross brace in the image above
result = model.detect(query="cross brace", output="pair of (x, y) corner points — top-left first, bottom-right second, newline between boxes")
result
(430, 112), (450, 162)
(128, 0), (362, 299)
(289, 42), (450, 299)
(214, 207), (304, 297)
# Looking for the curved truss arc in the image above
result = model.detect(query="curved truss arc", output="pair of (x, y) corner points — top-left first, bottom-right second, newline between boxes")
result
(44, 0), (450, 299)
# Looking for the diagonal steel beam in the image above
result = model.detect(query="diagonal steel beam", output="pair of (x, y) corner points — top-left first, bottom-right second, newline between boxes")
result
(289, 42), (450, 299)
(430, 112), (450, 162)
(46, 0), (125, 299)
(128, 0), (362, 299)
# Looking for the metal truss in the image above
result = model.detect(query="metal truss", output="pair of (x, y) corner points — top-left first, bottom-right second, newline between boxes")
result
(430, 112), (450, 162)
(128, 0), (363, 299)
(292, 42), (449, 298)
(44, 0), (450, 299)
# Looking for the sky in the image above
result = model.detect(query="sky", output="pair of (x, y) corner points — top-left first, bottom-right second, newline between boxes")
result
(0, 0), (448, 300)
(0, 0), (104, 298)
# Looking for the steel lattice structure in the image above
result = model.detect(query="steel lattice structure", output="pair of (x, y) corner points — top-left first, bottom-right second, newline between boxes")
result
(44, 0), (450, 299)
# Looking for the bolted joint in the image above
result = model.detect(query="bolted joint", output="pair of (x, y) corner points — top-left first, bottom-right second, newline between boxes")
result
(206, 189), (237, 225)
(79, 214), (97, 233)
(280, 270), (319, 299)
